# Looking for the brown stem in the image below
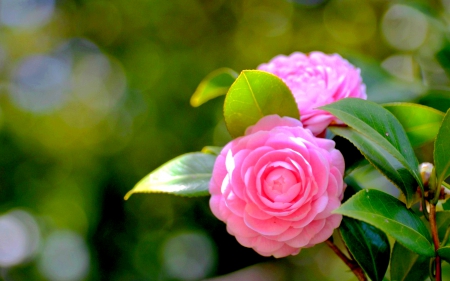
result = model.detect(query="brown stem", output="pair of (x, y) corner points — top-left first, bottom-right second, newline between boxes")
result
(430, 204), (441, 281)
(325, 239), (367, 281)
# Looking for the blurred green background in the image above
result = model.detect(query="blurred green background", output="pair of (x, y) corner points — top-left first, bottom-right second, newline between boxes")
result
(1, 0), (450, 280)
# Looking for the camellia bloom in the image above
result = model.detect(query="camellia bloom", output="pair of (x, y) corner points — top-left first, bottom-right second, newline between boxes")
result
(209, 115), (345, 258)
(257, 52), (367, 136)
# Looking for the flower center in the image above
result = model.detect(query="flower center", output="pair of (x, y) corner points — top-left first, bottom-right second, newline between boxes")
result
(263, 168), (298, 202)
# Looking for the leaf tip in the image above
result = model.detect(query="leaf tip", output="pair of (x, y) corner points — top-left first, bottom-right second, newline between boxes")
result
(124, 190), (133, 200)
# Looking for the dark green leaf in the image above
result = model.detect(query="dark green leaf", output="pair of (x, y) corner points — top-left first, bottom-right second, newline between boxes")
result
(223, 70), (299, 138)
(391, 242), (430, 281)
(330, 126), (417, 207)
(335, 189), (434, 257)
(340, 217), (390, 281)
(201, 146), (223, 156)
(434, 109), (450, 188)
(384, 103), (444, 147)
(190, 68), (238, 107)
(436, 211), (450, 241)
(443, 199), (450, 211)
(124, 152), (216, 199)
(438, 246), (450, 263)
(321, 99), (423, 200)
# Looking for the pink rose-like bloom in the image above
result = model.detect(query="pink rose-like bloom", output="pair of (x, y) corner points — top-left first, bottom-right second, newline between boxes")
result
(209, 115), (345, 258)
(257, 52), (367, 136)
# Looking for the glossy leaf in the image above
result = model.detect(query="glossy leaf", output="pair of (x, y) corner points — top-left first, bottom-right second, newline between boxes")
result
(124, 152), (216, 199)
(190, 68), (238, 107)
(339, 217), (390, 281)
(434, 109), (450, 188)
(223, 70), (299, 138)
(438, 246), (450, 263)
(391, 242), (430, 281)
(330, 126), (417, 206)
(436, 211), (450, 241)
(384, 103), (444, 147)
(443, 199), (450, 210)
(321, 99), (423, 198)
(335, 189), (434, 257)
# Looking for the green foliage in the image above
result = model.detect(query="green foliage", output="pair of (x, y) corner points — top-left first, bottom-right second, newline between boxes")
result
(335, 189), (434, 257)
(339, 217), (390, 281)
(190, 68), (238, 107)
(330, 126), (418, 207)
(383, 103), (444, 147)
(438, 247), (450, 263)
(436, 211), (450, 241)
(322, 98), (423, 206)
(390, 242), (430, 281)
(125, 152), (216, 199)
(223, 70), (299, 138)
(434, 109), (450, 189)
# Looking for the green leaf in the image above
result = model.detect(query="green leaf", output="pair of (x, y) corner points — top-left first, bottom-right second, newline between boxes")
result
(434, 109), (450, 188)
(201, 146), (223, 156)
(124, 152), (216, 199)
(438, 246), (450, 263)
(335, 189), (434, 257)
(390, 242), (430, 281)
(322, 98), (423, 206)
(330, 126), (417, 207)
(339, 217), (390, 281)
(223, 70), (299, 138)
(384, 103), (444, 148)
(190, 68), (238, 107)
(436, 211), (450, 241)
(443, 199), (450, 210)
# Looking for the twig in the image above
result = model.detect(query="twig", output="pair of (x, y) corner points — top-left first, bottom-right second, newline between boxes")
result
(325, 239), (367, 281)
(430, 204), (441, 281)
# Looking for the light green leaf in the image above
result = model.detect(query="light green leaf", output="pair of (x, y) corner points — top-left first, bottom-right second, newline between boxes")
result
(190, 68), (238, 107)
(391, 242), (430, 281)
(125, 152), (216, 199)
(322, 98), (423, 206)
(330, 126), (417, 206)
(434, 109), (450, 188)
(335, 189), (434, 257)
(384, 103), (444, 147)
(339, 217), (390, 281)
(223, 70), (299, 138)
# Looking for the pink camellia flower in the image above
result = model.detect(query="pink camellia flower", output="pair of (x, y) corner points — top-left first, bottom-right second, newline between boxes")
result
(209, 115), (345, 258)
(257, 52), (366, 136)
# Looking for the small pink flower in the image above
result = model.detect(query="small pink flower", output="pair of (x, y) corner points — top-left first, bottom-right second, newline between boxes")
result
(209, 115), (345, 258)
(257, 52), (366, 136)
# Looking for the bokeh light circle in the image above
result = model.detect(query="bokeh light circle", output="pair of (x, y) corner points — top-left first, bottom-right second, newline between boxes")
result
(162, 231), (216, 281)
(0, 210), (40, 267)
(38, 230), (90, 281)
(382, 4), (428, 51)
(0, 0), (55, 28)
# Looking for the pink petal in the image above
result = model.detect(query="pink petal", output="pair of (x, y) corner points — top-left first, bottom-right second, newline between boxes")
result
(252, 236), (284, 254)
(314, 196), (341, 220)
(265, 227), (302, 242)
(226, 214), (259, 238)
(272, 244), (300, 258)
(244, 213), (291, 236)
(224, 190), (246, 216)
(245, 203), (273, 220)
(235, 235), (257, 248)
